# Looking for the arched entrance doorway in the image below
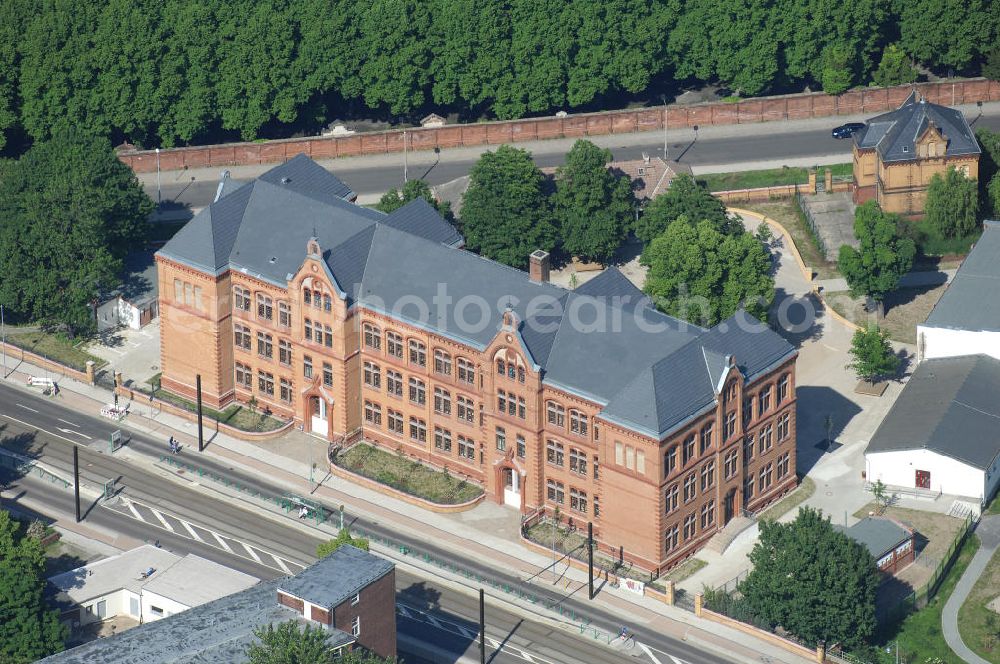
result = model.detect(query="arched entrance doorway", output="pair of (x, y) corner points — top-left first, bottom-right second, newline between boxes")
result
(309, 395), (328, 438)
(502, 467), (521, 507)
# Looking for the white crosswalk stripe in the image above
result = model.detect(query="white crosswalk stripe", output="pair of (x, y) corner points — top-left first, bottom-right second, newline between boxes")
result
(242, 543), (262, 563)
(273, 556), (291, 574)
(212, 532), (233, 552)
(181, 520), (203, 542)
(152, 510), (174, 532)
(127, 502), (144, 521)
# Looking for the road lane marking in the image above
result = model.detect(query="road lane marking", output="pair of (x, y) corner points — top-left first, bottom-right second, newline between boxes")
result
(57, 427), (92, 440)
(57, 418), (80, 427)
(1, 413), (87, 447)
(16, 403), (38, 412)
(639, 643), (663, 664)
(152, 510), (174, 532)
(273, 556), (291, 574)
(127, 503), (144, 521)
(242, 543), (262, 563)
(212, 532), (233, 552)
(181, 521), (203, 542)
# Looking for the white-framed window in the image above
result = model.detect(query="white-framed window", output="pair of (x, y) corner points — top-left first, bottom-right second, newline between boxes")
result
(352, 615), (361, 637)
(351, 592), (360, 606)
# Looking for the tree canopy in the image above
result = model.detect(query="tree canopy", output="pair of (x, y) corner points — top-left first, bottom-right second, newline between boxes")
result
(837, 202), (915, 304)
(641, 217), (774, 326)
(739, 507), (879, 649)
(316, 530), (370, 559)
(872, 44), (918, 88)
(375, 179), (454, 222)
(461, 145), (557, 269)
(0, 512), (68, 663)
(1, 0), (998, 152)
(0, 130), (152, 333)
(247, 621), (394, 664)
(847, 324), (900, 383)
(634, 173), (742, 245)
(925, 167), (980, 239)
(552, 140), (633, 263)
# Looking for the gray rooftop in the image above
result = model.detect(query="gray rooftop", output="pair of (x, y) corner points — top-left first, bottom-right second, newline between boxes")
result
(48, 545), (181, 603)
(855, 91), (980, 163)
(835, 517), (912, 559)
(923, 220), (1000, 332)
(280, 545), (393, 609)
(866, 354), (1000, 470)
(158, 155), (796, 439)
(40, 579), (353, 664)
(141, 554), (259, 607)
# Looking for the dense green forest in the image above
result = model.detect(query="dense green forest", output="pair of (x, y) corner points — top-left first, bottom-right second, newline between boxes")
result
(0, 0), (997, 153)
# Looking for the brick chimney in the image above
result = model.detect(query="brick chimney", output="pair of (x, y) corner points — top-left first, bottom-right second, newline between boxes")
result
(529, 250), (550, 283)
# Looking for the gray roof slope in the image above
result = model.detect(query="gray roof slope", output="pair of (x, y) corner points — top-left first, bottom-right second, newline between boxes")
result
(160, 155), (797, 437)
(602, 313), (795, 437)
(924, 221), (1000, 331)
(279, 545), (393, 609)
(258, 153), (355, 202)
(575, 266), (650, 307)
(835, 517), (911, 559)
(855, 91), (980, 162)
(382, 198), (463, 247)
(40, 579), (353, 664)
(866, 354), (1000, 470)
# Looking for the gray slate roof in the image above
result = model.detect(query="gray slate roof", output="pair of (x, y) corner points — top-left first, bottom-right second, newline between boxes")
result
(866, 354), (1000, 470)
(39, 580), (354, 664)
(924, 220), (1000, 332)
(575, 266), (650, 307)
(159, 155), (796, 439)
(279, 545), (393, 609)
(855, 90), (980, 163)
(835, 518), (912, 559)
(602, 314), (796, 438)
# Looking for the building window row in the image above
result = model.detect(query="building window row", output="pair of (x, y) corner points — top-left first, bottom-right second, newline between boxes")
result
(496, 358), (526, 383)
(304, 319), (333, 347)
(303, 288), (332, 312)
(173, 279), (204, 310)
(234, 324), (251, 351)
(497, 390), (526, 419)
(615, 441), (646, 475)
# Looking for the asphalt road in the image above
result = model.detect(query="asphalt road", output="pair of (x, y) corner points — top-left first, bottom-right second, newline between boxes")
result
(0, 383), (725, 664)
(144, 110), (1000, 216)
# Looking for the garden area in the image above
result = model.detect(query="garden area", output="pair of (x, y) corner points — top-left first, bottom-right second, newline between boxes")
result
(742, 200), (840, 279)
(147, 384), (285, 432)
(522, 518), (652, 583)
(698, 163), (852, 193)
(4, 328), (106, 372)
(825, 284), (949, 345)
(333, 443), (483, 505)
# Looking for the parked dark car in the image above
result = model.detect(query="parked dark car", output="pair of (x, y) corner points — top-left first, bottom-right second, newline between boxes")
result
(832, 122), (866, 139)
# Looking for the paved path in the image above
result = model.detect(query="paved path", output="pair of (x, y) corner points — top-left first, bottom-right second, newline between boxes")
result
(942, 514), (1000, 664)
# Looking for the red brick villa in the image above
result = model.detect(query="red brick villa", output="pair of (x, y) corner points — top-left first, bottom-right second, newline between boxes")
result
(155, 155), (798, 573)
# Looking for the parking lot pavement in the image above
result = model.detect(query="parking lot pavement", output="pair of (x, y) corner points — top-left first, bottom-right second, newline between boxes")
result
(85, 319), (162, 386)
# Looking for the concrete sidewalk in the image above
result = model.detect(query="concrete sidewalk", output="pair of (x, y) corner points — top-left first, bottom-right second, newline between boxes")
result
(0, 361), (813, 663)
(816, 268), (956, 294)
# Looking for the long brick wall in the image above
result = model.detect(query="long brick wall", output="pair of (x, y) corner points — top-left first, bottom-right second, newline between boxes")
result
(120, 79), (1000, 174)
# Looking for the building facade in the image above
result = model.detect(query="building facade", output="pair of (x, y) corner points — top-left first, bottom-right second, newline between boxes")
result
(156, 155), (798, 573)
(853, 91), (981, 216)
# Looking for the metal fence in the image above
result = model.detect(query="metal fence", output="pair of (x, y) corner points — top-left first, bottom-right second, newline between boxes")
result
(794, 192), (828, 257)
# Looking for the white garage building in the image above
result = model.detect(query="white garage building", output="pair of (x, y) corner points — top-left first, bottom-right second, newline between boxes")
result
(865, 354), (1000, 505)
(917, 219), (1000, 362)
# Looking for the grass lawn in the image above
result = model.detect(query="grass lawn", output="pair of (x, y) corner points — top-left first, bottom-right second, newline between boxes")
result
(5, 329), (107, 372)
(906, 218), (980, 258)
(871, 535), (980, 664)
(825, 284), (949, 344)
(524, 519), (649, 581)
(698, 163), (852, 193)
(663, 557), (708, 583)
(958, 546), (1000, 661)
(334, 442), (483, 504)
(986, 493), (1000, 516)
(756, 476), (816, 523)
(740, 200), (840, 279)
(153, 388), (285, 432)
